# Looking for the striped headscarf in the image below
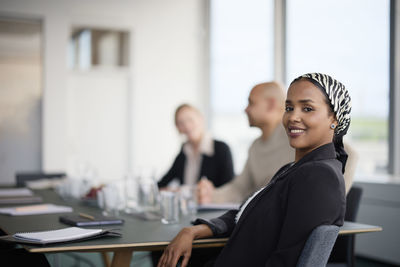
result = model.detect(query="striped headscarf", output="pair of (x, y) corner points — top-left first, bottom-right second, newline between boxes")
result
(291, 73), (352, 173)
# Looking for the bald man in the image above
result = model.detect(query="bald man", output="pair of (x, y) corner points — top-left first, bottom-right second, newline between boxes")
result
(198, 82), (359, 204)
(198, 82), (295, 203)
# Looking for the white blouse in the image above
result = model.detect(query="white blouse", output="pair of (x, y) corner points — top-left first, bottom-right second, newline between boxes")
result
(182, 133), (214, 186)
(235, 186), (265, 223)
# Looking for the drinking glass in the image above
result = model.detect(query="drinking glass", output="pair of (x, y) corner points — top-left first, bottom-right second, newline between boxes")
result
(99, 183), (124, 217)
(138, 178), (160, 213)
(160, 191), (180, 224)
(179, 185), (197, 216)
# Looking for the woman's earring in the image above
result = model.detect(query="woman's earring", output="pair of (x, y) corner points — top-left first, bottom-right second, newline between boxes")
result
(330, 124), (336, 129)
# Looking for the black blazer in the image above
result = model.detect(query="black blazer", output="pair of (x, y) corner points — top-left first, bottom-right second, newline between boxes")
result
(195, 143), (346, 267)
(157, 140), (234, 188)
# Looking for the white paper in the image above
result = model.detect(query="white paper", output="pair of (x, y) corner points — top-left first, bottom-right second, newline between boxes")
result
(0, 203), (73, 216)
(26, 178), (65, 190)
(14, 227), (102, 243)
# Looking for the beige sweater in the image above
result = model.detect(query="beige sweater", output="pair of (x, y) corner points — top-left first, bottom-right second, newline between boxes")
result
(212, 125), (294, 203)
(212, 125), (357, 203)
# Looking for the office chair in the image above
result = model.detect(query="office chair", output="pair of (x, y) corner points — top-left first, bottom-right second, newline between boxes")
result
(15, 172), (66, 187)
(296, 225), (340, 267)
(328, 186), (363, 267)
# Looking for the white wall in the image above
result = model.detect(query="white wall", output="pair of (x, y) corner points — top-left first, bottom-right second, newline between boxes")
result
(0, 0), (207, 182)
(66, 71), (130, 181)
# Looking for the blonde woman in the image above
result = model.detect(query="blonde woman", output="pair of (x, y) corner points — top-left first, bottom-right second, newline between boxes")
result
(158, 104), (234, 189)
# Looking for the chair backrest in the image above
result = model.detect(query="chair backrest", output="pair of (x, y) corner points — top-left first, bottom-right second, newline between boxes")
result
(15, 172), (66, 187)
(297, 225), (340, 267)
(344, 186), (363, 222)
(328, 186), (363, 267)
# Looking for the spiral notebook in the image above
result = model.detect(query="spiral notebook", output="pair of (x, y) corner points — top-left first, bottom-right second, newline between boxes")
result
(0, 227), (121, 245)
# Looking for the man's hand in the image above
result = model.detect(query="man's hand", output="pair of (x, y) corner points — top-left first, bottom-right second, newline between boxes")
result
(197, 178), (215, 204)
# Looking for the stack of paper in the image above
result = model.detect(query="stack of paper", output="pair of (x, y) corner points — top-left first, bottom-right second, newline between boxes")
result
(13, 227), (103, 244)
(0, 227), (122, 245)
(0, 188), (43, 204)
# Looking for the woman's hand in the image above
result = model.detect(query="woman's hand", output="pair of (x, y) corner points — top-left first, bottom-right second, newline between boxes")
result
(157, 224), (213, 267)
(157, 227), (195, 267)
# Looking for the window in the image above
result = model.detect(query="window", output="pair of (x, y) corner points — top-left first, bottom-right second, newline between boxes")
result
(286, 0), (390, 178)
(68, 28), (129, 70)
(210, 0), (274, 173)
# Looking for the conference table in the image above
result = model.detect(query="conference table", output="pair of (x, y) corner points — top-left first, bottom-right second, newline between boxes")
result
(0, 189), (383, 267)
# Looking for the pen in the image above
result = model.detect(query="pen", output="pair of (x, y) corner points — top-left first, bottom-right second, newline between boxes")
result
(79, 212), (95, 221)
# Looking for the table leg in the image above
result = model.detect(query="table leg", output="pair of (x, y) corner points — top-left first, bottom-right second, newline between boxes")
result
(111, 249), (134, 267)
(101, 252), (111, 267)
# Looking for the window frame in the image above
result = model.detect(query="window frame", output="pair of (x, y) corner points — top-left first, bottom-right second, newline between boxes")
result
(278, 0), (398, 177)
(389, 0), (400, 175)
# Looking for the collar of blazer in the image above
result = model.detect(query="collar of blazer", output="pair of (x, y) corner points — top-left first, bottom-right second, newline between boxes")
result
(232, 142), (338, 232)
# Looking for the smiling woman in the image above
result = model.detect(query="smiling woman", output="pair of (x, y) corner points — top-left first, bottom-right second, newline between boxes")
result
(287, 73), (352, 173)
(283, 80), (337, 161)
(156, 73), (351, 267)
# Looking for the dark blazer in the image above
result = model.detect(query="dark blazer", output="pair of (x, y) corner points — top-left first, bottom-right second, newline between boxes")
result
(195, 143), (346, 267)
(157, 140), (234, 188)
